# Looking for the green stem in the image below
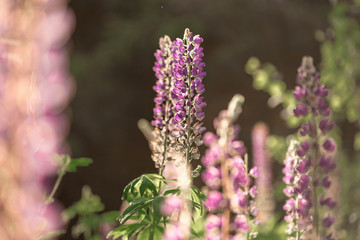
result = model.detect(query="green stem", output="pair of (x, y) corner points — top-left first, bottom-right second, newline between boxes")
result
(45, 156), (70, 204)
(150, 208), (156, 240)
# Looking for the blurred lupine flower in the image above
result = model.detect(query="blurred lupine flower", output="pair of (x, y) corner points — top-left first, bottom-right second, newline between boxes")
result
(202, 94), (258, 239)
(284, 56), (338, 239)
(161, 195), (183, 216)
(0, 0), (74, 239)
(163, 161), (192, 240)
(251, 122), (274, 223)
(169, 28), (206, 165)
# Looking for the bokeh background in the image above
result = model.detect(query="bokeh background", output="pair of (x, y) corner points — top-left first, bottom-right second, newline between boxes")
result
(57, 0), (360, 238)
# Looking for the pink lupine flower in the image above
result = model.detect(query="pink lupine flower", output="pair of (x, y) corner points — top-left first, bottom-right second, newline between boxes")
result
(205, 191), (224, 211)
(206, 214), (222, 230)
(161, 195), (183, 216)
(0, 0), (74, 238)
(235, 215), (250, 232)
(202, 95), (258, 239)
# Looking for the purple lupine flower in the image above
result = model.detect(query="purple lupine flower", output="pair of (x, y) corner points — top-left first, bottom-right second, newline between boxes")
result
(202, 94), (258, 239)
(284, 56), (338, 239)
(150, 35), (175, 169)
(170, 28), (206, 164)
(0, 0), (74, 238)
(283, 140), (313, 236)
(251, 122), (275, 223)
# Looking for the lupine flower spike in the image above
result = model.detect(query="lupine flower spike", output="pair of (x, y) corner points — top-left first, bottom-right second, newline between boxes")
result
(151, 28), (206, 174)
(202, 94), (258, 240)
(252, 122), (274, 224)
(151, 35), (175, 173)
(170, 28), (206, 166)
(283, 56), (338, 240)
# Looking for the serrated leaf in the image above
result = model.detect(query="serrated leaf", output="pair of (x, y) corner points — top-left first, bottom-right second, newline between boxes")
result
(67, 158), (93, 172)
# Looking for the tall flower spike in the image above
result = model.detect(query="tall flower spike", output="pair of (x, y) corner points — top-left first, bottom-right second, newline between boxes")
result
(170, 28), (206, 165)
(284, 56), (338, 239)
(252, 122), (274, 224)
(202, 94), (258, 240)
(0, 0), (74, 238)
(151, 35), (175, 171)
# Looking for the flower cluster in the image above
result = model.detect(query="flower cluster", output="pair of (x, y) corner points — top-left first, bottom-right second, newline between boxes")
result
(0, 1), (74, 238)
(284, 56), (337, 239)
(169, 28), (206, 164)
(151, 35), (175, 169)
(252, 122), (274, 223)
(283, 140), (313, 239)
(202, 94), (258, 240)
(151, 28), (206, 171)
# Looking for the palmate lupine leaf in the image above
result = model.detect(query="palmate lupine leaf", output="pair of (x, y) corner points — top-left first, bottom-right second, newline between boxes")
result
(122, 174), (166, 201)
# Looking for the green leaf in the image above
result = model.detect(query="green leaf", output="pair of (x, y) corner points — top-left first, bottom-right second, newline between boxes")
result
(190, 186), (206, 215)
(119, 198), (153, 224)
(122, 174), (165, 202)
(137, 225), (164, 240)
(163, 188), (181, 196)
(122, 177), (141, 201)
(139, 176), (158, 197)
(67, 158), (93, 172)
(191, 186), (206, 201)
(107, 222), (148, 240)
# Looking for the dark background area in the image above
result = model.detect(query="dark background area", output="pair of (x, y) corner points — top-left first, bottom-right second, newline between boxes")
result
(58, 0), (331, 233)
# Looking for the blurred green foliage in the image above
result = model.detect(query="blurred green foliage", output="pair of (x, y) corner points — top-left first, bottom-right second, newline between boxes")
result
(63, 186), (119, 240)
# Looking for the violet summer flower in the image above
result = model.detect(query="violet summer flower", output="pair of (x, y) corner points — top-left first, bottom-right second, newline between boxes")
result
(284, 56), (338, 239)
